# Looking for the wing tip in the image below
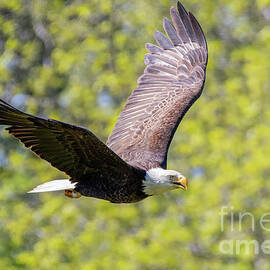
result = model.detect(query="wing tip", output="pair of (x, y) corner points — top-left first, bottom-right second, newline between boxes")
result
(0, 99), (16, 112)
(177, 1), (188, 17)
(188, 12), (208, 52)
(156, 2), (207, 53)
(149, 1), (207, 66)
(170, 6), (178, 18)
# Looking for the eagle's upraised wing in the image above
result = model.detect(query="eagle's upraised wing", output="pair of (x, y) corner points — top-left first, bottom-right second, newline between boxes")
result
(107, 2), (208, 170)
(0, 99), (129, 179)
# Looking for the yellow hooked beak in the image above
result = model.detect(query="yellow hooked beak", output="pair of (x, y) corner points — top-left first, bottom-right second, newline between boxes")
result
(173, 176), (188, 190)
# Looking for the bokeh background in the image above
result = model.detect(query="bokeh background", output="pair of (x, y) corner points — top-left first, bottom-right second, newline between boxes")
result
(1, 0), (270, 269)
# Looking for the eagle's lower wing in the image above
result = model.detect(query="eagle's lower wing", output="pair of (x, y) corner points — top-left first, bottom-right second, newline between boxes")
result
(0, 99), (129, 179)
(107, 2), (208, 170)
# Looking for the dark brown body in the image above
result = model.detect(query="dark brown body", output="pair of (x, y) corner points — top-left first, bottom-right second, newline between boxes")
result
(74, 168), (148, 203)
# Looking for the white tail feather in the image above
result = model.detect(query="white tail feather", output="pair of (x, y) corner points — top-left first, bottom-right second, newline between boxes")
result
(28, 179), (77, 193)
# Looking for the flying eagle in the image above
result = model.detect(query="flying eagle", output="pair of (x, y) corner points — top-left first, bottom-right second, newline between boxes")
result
(0, 2), (207, 203)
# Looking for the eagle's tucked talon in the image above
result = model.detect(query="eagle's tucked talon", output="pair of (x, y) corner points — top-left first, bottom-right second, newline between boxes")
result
(65, 189), (81, 199)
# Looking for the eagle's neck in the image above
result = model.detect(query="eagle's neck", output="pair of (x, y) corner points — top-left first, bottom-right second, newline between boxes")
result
(142, 168), (175, 196)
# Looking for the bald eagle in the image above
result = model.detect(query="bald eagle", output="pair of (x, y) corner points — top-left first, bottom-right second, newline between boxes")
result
(0, 2), (207, 203)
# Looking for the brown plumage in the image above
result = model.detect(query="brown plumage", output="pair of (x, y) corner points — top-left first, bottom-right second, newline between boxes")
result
(107, 2), (208, 170)
(0, 2), (207, 203)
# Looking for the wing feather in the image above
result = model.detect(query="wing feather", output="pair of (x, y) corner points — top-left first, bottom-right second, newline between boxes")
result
(170, 7), (190, 43)
(154, 31), (174, 49)
(163, 18), (182, 46)
(107, 1), (208, 170)
(0, 99), (129, 179)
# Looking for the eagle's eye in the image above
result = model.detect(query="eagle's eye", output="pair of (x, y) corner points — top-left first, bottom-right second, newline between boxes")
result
(169, 175), (176, 181)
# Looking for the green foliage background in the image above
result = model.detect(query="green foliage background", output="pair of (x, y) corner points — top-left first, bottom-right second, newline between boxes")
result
(1, 0), (270, 269)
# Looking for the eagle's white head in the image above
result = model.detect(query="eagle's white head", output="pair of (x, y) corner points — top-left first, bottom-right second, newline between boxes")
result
(143, 167), (188, 196)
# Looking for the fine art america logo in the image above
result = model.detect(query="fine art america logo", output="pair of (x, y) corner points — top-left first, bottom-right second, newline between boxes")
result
(219, 206), (270, 255)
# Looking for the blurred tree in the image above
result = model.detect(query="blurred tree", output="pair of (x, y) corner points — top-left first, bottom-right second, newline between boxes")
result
(0, 0), (270, 269)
